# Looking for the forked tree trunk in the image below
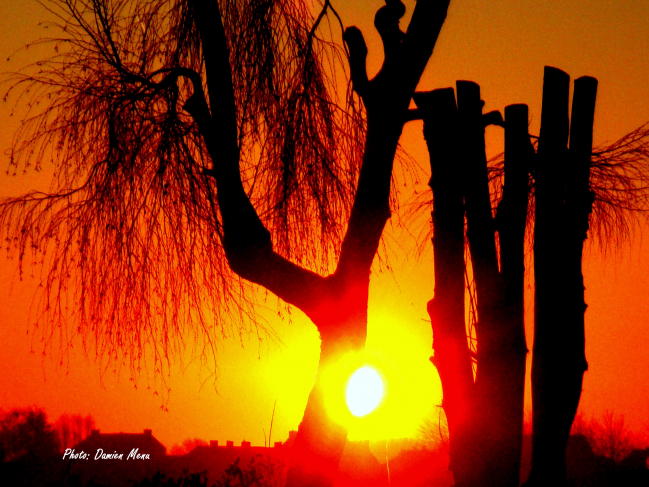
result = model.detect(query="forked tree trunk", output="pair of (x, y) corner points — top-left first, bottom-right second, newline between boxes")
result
(414, 88), (478, 487)
(184, 2), (451, 487)
(526, 68), (597, 487)
(416, 85), (530, 487)
(457, 82), (531, 487)
(285, 121), (401, 487)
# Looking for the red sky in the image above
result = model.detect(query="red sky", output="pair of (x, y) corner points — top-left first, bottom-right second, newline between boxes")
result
(1, 0), (648, 449)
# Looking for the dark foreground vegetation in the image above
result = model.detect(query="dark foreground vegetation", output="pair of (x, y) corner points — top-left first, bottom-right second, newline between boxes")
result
(1, 406), (647, 486)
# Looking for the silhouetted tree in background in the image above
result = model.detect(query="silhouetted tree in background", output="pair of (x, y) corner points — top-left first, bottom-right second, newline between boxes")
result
(0, 407), (62, 487)
(1, 1), (451, 486)
(418, 411), (449, 454)
(0, 407), (59, 463)
(170, 437), (209, 456)
(53, 413), (96, 452)
(572, 411), (649, 465)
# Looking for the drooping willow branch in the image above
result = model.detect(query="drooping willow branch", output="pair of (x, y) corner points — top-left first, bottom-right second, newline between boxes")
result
(0, 0), (366, 390)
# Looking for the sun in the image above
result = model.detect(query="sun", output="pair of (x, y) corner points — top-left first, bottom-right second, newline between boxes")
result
(345, 366), (384, 417)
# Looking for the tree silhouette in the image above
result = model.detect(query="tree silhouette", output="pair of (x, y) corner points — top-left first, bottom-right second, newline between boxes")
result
(53, 413), (95, 452)
(0, 407), (59, 463)
(414, 67), (649, 487)
(1, 1), (451, 486)
(571, 411), (647, 465)
(415, 84), (531, 487)
(0, 407), (61, 487)
(170, 437), (208, 455)
(2, 0), (362, 374)
(524, 67), (598, 487)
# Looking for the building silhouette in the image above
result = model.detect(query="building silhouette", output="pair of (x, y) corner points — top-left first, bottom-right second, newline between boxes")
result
(73, 429), (166, 459)
(52, 429), (647, 487)
(61, 429), (294, 486)
(65, 429), (167, 486)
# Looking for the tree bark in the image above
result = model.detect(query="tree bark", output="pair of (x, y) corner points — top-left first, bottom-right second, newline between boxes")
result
(457, 81), (503, 487)
(491, 103), (532, 487)
(528, 65), (571, 487)
(414, 88), (477, 487)
(563, 80), (597, 413)
(417, 87), (530, 487)
(527, 68), (596, 487)
(456, 83), (531, 487)
(285, 120), (399, 487)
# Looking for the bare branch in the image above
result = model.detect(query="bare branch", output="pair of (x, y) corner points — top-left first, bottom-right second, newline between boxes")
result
(1, 0), (365, 388)
(590, 123), (649, 249)
(374, 0), (406, 64)
(342, 27), (368, 96)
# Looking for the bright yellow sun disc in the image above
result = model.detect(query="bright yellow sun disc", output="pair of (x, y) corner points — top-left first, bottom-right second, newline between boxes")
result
(345, 366), (384, 417)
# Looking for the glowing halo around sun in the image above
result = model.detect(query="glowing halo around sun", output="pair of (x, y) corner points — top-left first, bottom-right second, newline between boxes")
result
(346, 366), (384, 417)
(312, 314), (443, 441)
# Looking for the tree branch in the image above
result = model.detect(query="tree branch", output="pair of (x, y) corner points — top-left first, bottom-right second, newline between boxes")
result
(187, 0), (238, 158)
(343, 27), (369, 96)
(374, 0), (406, 66)
(399, 0), (451, 95)
(185, 0), (329, 316)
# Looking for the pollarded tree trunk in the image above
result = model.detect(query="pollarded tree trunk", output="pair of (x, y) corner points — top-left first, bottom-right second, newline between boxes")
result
(457, 82), (531, 487)
(286, 298), (367, 487)
(413, 88), (479, 487)
(491, 103), (532, 487)
(455, 80), (504, 487)
(562, 75), (598, 431)
(528, 67), (571, 486)
(526, 67), (597, 487)
(416, 84), (531, 487)
(184, 2), (452, 487)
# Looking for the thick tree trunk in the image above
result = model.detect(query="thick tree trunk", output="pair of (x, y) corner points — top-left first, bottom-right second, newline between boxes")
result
(285, 121), (400, 487)
(491, 103), (532, 487)
(563, 79), (597, 405)
(286, 308), (366, 487)
(414, 89), (478, 487)
(527, 68), (596, 487)
(455, 87), (501, 480)
(417, 87), (530, 487)
(456, 82), (530, 487)
(528, 65), (571, 487)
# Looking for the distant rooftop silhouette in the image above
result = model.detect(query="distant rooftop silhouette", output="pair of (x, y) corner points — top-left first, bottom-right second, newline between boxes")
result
(73, 428), (166, 458)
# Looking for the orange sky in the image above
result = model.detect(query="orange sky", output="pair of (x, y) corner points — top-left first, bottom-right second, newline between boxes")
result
(1, 1), (648, 450)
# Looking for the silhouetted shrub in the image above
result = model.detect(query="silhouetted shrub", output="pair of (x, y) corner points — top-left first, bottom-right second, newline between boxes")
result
(216, 455), (285, 487)
(572, 411), (648, 463)
(0, 407), (59, 463)
(132, 469), (215, 487)
(170, 438), (210, 456)
(54, 414), (96, 452)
